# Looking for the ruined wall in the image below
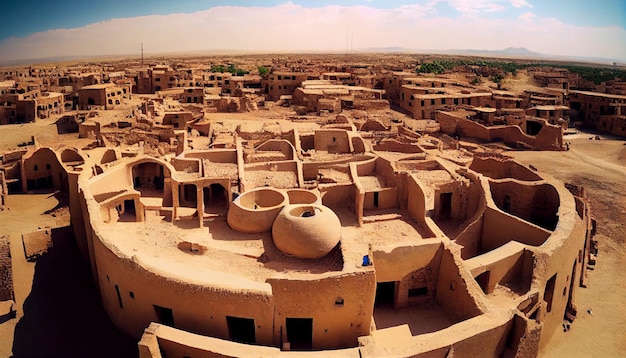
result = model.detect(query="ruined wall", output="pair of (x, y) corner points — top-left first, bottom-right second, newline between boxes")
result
(0, 235), (14, 302)
(469, 157), (542, 181)
(436, 111), (564, 151)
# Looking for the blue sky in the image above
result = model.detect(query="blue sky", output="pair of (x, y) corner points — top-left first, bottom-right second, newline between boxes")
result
(0, 1), (625, 63)
(1, 0), (624, 40)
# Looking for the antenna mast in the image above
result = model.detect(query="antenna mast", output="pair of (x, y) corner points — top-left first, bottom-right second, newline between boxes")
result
(141, 43), (144, 67)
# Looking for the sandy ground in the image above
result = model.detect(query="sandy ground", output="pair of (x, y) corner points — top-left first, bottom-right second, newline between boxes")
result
(506, 133), (626, 357)
(1, 114), (624, 357)
(0, 192), (136, 357)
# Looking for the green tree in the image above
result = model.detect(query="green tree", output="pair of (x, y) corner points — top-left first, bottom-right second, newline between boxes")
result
(258, 66), (269, 76)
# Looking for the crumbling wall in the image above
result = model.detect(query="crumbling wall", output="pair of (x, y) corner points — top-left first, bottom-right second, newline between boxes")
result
(0, 236), (14, 302)
(436, 111), (564, 151)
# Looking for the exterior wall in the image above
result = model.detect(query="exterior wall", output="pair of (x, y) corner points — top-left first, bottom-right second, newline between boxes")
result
(78, 88), (107, 110)
(79, 84), (131, 110)
(92, 232), (275, 343)
(162, 112), (193, 129)
(570, 90), (626, 136)
(263, 72), (308, 101)
(36, 92), (64, 119)
(20, 148), (67, 192)
(267, 272), (375, 350)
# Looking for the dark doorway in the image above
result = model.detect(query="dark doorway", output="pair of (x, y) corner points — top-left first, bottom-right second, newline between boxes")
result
(124, 200), (135, 215)
(543, 274), (557, 313)
(286, 318), (313, 350)
(526, 121), (543, 136)
(566, 259), (577, 314)
(204, 183), (227, 208)
(373, 192), (379, 208)
(503, 195), (511, 212)
(476, 271), (491, 294)
(227, 316), (256, 344)
(375, 281), (396, 307)
(153, 305), (174, 326)
(181, 184), (197, 207)
(439, 192), (452, 220)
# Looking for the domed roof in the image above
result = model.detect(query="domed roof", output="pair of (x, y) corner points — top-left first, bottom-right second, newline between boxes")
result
(272, 204), (341, 259)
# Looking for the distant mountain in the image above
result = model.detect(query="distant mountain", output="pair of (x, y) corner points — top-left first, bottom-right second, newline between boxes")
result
(438, 47), (545, 58)
(359, 46), (623, 65)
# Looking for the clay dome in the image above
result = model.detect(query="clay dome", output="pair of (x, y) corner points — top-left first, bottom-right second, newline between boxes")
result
(272, 204), (341, 259)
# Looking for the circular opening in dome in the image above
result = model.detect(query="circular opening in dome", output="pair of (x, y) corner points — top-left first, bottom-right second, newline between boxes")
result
(289, 205), (319, 218)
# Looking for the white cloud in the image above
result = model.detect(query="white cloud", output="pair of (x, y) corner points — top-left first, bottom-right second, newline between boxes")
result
(0, 3), (624, 63)
(518, 12), (536, 21)
(510, 0), (533, 8)
(444, 0), (506, 14)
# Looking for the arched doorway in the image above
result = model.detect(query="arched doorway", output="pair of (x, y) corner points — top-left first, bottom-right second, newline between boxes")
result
(132, 162), (166, 195)
(203, 183), (228, 215)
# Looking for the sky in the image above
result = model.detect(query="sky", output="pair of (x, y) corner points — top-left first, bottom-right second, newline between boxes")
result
(0, 0), (625, 63)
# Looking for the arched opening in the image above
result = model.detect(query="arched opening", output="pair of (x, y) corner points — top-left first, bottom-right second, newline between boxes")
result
(179, 184), (197, 208)
(132, 162), (166, 197)
(203, 183), (227, 211)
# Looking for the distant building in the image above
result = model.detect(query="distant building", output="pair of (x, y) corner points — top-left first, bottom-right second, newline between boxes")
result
(78, 83), (131, 110)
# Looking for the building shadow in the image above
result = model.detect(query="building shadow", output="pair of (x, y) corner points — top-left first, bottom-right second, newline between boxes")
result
(12, 226), (137, 358)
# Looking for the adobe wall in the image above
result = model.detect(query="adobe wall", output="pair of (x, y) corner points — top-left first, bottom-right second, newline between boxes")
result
(267, 271), (375, 350)
(435, 247), (486, 322)
(436, 111), (564, 150)
(406, 174), (427, 222)
(314, 129), (352, 153)
(139, 323), (362, 358)
(372, 241), (443, 308)
(481, 207), (552, 251)
(464, 242), (533, 294)
(0, 235), (14, 302)
(489, 181), (560, 230)
(469, 157), (542, 181)
(78, 88), (106, 109)
(20, 147), (67, 192)
(319, 183), (355, 208)
(0, 171), (6, 210)
(432, 177), (481, 223)
(92, 234), (275, 342)
(532, 186), (588, 349)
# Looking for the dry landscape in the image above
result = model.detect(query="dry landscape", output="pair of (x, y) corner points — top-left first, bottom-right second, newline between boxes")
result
(0, 53), (624, 357)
